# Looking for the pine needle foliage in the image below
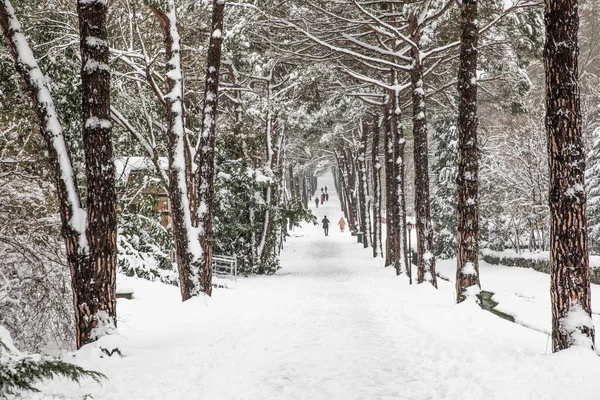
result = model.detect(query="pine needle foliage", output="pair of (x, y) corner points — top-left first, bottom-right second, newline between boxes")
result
(0, 339), (105, 397)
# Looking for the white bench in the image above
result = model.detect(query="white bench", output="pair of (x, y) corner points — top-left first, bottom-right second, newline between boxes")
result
(212, 254), (237, 280)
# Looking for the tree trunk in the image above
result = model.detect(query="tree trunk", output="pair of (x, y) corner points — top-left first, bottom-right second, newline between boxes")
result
(391, 84), (408, 278)
(410, 26), (437, 288)
(151, 1), (201, 300)
(75, 0), (118, 348)
(288, 164), (295, 201)
(384, 104), (399, 268)
(358, 120), (371, 248)
(372, 115), (383, 258)
(195, 0), (225, 295)
(335, 156), (349, 220)
(545, 0), (595, 351)
(455, 0), (481, 303)
(301, 175), (307, 208)
(347, 148), (360, 235)
(339, 150), (358, 235)
(258, 119), (285, 270)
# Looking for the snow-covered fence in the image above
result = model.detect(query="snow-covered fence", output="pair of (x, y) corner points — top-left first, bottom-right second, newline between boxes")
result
(212, 255), (237, 279)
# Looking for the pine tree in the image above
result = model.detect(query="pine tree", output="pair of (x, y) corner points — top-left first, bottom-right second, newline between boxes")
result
(150, 0), (202, 300)
(586, 127), (600, 252)
(0, 326), (104, 397)
(195, 0), (225, 294)
(545, 0), (595, 351)
(456, 0), (481, 303)
(431, 118), (458, 259)
(76, 0), (118, 347)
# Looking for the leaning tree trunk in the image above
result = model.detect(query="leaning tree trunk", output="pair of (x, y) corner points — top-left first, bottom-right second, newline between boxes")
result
(76, 0), (118, 347)
(410, 30), (437, 288)
(545, 0), (595, 351)
(151, 1), (201, 300)
(372, 115), (383, 258)
(195, 0), (225, 295)
(358, 120), (371, 248)
(455, 0), (481, 303)
(0, 0), (111, 349)
(384, 103), (399, 268)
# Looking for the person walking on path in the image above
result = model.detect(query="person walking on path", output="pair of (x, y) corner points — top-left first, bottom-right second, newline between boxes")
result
(321, 193), (324, 205)
(325, 193), (329, 202)
(322, 216), (330, 236)
(325, 186), (328, 193)
(315, 197), (319, 208)
(337, 216), (346, 232)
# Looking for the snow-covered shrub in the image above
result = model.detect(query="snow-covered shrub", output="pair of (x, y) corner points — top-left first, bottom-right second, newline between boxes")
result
(213, 159), (267, 275)
(213, 139), (316, 275)
(0, 163), (74, 352)
(117, 219), (177, 286)
(116, 174), (177, 286)
(0, 325), (104, 397)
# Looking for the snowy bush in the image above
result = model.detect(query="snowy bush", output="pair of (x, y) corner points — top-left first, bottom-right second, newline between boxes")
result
(0, 325), (104, 397)
(0, 165), (74, 352)
(116, 175), (177, 286)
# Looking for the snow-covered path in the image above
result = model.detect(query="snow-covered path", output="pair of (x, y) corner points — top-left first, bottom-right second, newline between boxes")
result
(39, 173), (600, 400)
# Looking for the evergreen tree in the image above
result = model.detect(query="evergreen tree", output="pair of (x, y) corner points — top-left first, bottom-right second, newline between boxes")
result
(0, 326), (104, 397)
(586, 127), (600, 252)
(431, 118), (458, 259)
(545, 0), (595, 351)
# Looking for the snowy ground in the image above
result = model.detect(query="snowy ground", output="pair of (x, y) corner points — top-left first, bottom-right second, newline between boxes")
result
(35, 173), (600, 399)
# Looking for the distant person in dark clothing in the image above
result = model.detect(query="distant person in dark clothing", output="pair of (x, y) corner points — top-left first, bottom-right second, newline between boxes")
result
(322, 216), (330, 236)
(321, 193), (324, 205)
(325, 186), (328, 193)
(315, 197), (319, 208)
(321, 187), (324, 193)
(325, 193), (329, 201)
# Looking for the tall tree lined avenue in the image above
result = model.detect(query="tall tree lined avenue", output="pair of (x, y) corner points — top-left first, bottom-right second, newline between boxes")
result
(2, 0), (600, 359)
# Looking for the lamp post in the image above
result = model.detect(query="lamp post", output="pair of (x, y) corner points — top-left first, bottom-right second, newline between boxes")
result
(407, 221), (413, 285)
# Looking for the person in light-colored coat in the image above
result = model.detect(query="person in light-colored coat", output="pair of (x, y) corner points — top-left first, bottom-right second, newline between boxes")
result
(337, 217), (346, 232)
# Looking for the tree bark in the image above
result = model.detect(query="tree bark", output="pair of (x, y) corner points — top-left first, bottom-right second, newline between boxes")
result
(288, 164), (295, 201)
(335, 155), (349, 220)
(455, 0), (481, 303)
(340, 149), (358, 235)
(347, 147), (360, 235)
(195, 0), (225, 294)
(384, 104), (399, 268)
(390, 85), (408, 278)
(372, 115), (383, 258)
(258, 119), (285, 270)
(151, 1), (201, 300)
(410, 23), (437, 288)
(75, 0), (118, 348)
(358, 120), (371, 248)
(544, 0), (595, 351)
